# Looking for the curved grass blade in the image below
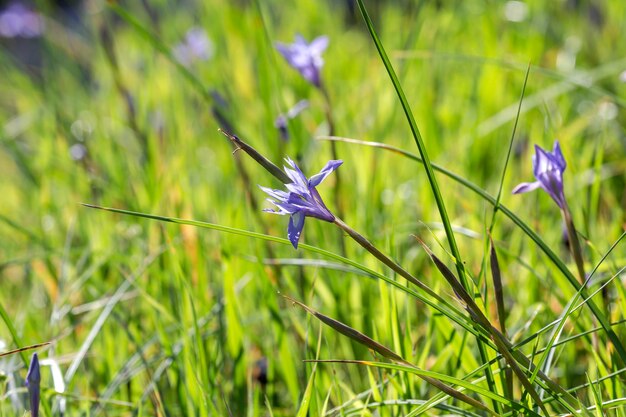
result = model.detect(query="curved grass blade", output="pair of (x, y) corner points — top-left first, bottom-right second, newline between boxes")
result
(354, 0), (466, 288)
(354, 2), (504, 408)
(318, 136), (626, 365)
(81, 204), (486, 341)
(532, 232), (626, 389)
(295, 325), (323, 417)
(0, 302), (29, 366)
(412, 318), (626, 416)
(416, 238), (549, 415)
(283, 295), (496, 415)
(488, 63), (530, 232)
(342, 399), (484, 417)
(311, 359), (539, 417)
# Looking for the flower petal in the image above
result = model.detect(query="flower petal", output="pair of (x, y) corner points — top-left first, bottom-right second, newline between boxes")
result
(283, 158), (308, 187)
(309, 35), (329, 55)
(532, 145), (553, 178)
(288, 211), (305, 248)
(259, 185), (290, 201)
(552, 140), (566, 171)
(308, 160), (343, 187)
(275, 42), (292, 60)
(26, 353), (40, 417)
(512, 181), (541, 194)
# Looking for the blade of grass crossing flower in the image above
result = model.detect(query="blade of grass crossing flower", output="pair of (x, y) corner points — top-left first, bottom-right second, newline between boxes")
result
(319, 136), (626, 365)
(283, 296), (498, 415)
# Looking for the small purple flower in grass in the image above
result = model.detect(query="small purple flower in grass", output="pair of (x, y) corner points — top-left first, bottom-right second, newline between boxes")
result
(260, 158), (342, 248)
(275, 35), (329, 88)
(173, 27), (213, 67)
(26, 353), (40, 417)
(0, 3), (44, 38)
(512, 140), (567, 209)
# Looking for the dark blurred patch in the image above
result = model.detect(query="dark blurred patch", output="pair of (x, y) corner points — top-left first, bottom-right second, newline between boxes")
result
(252, 356), (268, 387)
(565, 0), (605, 29)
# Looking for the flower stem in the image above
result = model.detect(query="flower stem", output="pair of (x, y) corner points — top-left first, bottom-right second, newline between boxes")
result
(561, 204), (586, 285)
(334, 217), (446, 305)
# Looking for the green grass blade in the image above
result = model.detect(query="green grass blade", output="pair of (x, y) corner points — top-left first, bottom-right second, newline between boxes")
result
(318, 136), (626, 364)
(313, 359), (539, 417)
(489, 63), (531, 232)
(81, 204), (485, 339)
(0, 302), (29, 366)
(285, 296), (496, 415)
(354, 0), (466, 287)
(354, 2), (503, 409)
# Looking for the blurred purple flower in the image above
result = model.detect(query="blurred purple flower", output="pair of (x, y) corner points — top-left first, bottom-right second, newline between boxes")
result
(260, 158), (342, 248)
(0, 3), (44, 38)
(25, 353), (40, 417)
(619, 70), (626, 83)
(274, 99), (309, 141)
(173, 27), (213, 66)
(275, 35), (328, 88)
(512, 140), (567, 209)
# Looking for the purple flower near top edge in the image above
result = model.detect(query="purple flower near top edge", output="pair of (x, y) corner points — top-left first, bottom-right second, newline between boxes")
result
(275, 35), (329, 88)
(25, 353), (40, 417)
(0, 3), (44, 38)
(260, 158), (342, 248)
(512, 140), (567, 209)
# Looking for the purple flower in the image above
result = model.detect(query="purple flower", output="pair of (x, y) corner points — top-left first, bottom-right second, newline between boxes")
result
(275, 35), (329, 88)
(0, 3), (44, 38)
(260, 158), (342, 248)
(512, 140), (567, 209)
(25, 353), (40, 417)
(173, 27), (213, 66)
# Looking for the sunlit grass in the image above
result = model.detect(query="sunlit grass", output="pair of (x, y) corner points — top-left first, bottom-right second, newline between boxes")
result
(1, 1), (625, 416)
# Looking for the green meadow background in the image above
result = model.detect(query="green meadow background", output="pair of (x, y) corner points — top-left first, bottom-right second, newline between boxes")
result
(1, 0), (625, 415)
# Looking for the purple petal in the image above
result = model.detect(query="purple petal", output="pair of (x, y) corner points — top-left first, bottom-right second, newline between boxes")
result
(552, 141), (566, 171)
(259, 185), (290, 201)
(309, 35), (329, 54)
(275, 43), (295, 65)
(308, 160), (343, 187)
(286, 100), (309, 118)
(283, 158), (308, 187)
(294, 34), (308, 46)
(285, 182), (309, 195)
(532, 145), (553, 178)
(288, 211), (305, 248)
(536, 171), (565, 208)
(512, 181), (541, 194)
(26, 353), (40, 417)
